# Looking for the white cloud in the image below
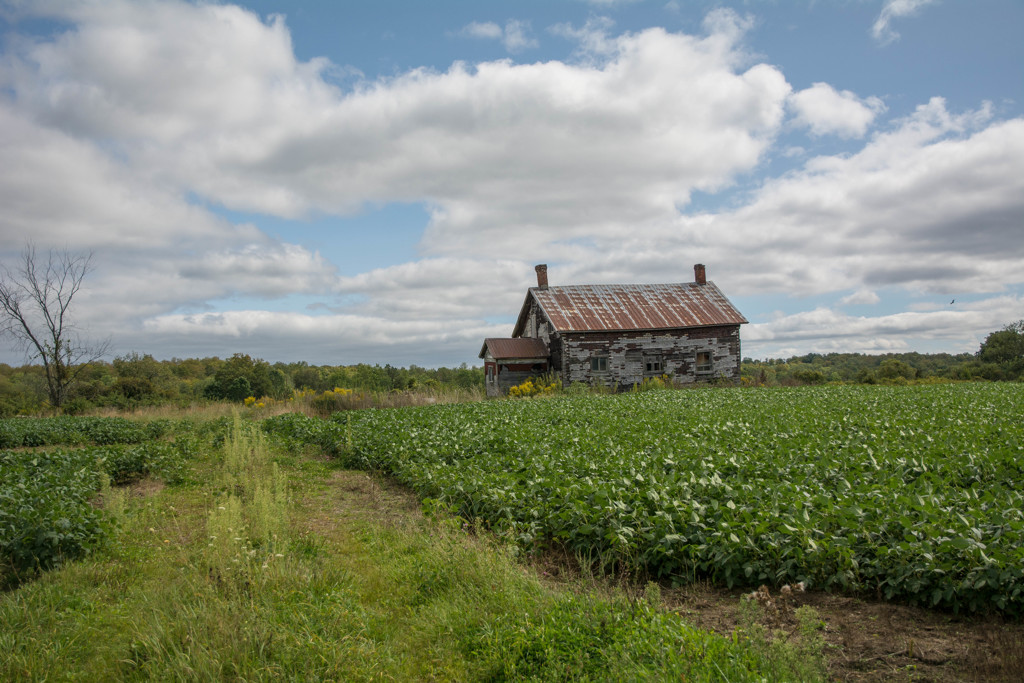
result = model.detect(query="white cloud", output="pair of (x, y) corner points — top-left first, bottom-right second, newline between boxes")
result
(0, 101), (336, 346)
(0, 104), (259, 252)
(462, 21), (503, 40)
(871, 0), (938, 45)
(839, 289), (881, 306)
(501, 20), (538, 52)
(461, 19), (537, 53)
(332, 258), (532, 320)
(745, 295), (1022, 357)
(790, 82), (886, 138)
(140, 310), (508, 366)
(180, 244), (337, 298)
(651, 99), (1023, 299)
(3, 3), (788, 242)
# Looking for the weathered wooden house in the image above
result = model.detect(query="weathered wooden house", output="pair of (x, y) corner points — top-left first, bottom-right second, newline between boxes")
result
(480, 264), (747, 396)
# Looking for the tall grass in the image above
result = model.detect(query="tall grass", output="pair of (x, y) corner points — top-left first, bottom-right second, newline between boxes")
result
(0, 412), (827, 681)
(83, 385), (488, 421)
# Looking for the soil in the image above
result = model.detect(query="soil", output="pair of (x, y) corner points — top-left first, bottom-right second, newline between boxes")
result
(324, 469), (1024, 682)
(664, 583), (1024, 682)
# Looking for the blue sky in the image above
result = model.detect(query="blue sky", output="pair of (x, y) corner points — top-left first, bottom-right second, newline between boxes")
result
(1, 0), (1022, 366)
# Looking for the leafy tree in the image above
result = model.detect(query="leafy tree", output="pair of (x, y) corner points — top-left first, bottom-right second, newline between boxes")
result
(0, 245), (109, 410)
(291, 364), (323, 391)
(978, 321), (1024, 364)
(204, 353), (276, 401)
(877, 359), (916, 381)
(113, 352), (163, 382)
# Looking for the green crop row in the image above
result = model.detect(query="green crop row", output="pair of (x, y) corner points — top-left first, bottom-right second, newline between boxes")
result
(0, 439), (194, 585)
(264, 383), (1024, 615)
(0, 416), (173, 448)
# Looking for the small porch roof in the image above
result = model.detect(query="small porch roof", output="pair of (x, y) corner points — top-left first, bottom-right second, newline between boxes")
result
(479, 337), (549, 361)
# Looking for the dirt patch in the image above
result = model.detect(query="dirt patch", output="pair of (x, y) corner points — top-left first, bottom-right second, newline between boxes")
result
(90, 477), (166, 509)
(127, 477), (166, 498)
(304, 469), (422, 538)
(663, 582), (1024, 682)
(313, 471), (1024, 681)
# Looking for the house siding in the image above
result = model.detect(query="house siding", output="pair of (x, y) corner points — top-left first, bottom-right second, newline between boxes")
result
(559, 325), (740, 390)
(524, 298), (565, 378)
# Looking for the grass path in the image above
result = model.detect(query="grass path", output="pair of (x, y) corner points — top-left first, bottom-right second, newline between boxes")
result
(0, 421), (826, 681)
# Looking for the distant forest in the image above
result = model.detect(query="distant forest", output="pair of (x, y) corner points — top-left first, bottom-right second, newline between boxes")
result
(744, 351), (985, 386)
(743, 321), (1024, 386)
(0, 354), (483, 416)
(0, 321), (1020, 416)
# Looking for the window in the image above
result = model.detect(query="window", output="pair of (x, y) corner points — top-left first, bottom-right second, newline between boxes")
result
(590, 356), (608, 373)
(696, 351), (712, 373)
(644, 357), (662, 374)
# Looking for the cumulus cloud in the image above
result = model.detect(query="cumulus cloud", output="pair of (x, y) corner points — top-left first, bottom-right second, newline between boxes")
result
(461, 21), (503, 40)
(632, 98), (1023, 299)
(180, 244), (337, 298)
(502, 20), (539, 52)
(871, 0), (938, 44)
(0, 104), (260, 252)
(460, 19), (538, 52)
(332, 258), (533, 320)
(140, 310), (508, 366)
(3, 3), (789, 242)
(839, 289), (881, 306)
(789, 82), (886, 138)
(745, 296), (1021, 357)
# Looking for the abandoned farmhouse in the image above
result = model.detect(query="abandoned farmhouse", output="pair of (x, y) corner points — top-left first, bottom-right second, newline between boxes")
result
(479, 264), (748, 397)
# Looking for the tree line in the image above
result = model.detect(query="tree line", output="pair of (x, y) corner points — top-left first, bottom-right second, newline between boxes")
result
(741, 321), (1024, 386)
(0, 353), (484, 416)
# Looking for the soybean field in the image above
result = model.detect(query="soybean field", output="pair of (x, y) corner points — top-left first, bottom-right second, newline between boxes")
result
(266, 383), (1024, 616)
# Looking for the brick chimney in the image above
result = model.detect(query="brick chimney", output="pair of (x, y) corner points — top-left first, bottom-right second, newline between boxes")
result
(694, 263), (706, 285)
(535, 264), (548, 289)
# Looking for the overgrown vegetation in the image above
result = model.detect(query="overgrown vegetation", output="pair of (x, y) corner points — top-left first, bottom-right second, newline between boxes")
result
(0, 416), (170, 448)
(0, 412), (828, 681)
(0, 435), (194, 587)
(0, 353), (485, 416)
(266, 383), (1024, 616)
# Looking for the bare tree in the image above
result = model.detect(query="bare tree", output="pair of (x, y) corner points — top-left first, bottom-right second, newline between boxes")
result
(0, 244), (109, 411)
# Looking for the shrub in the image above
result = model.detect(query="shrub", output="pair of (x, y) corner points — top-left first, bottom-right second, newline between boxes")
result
(508, 376), (560, 398)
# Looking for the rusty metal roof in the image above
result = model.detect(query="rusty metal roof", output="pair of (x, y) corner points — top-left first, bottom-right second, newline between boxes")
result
(480, 337), (550, 360)
(524, 281), (747, 333)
